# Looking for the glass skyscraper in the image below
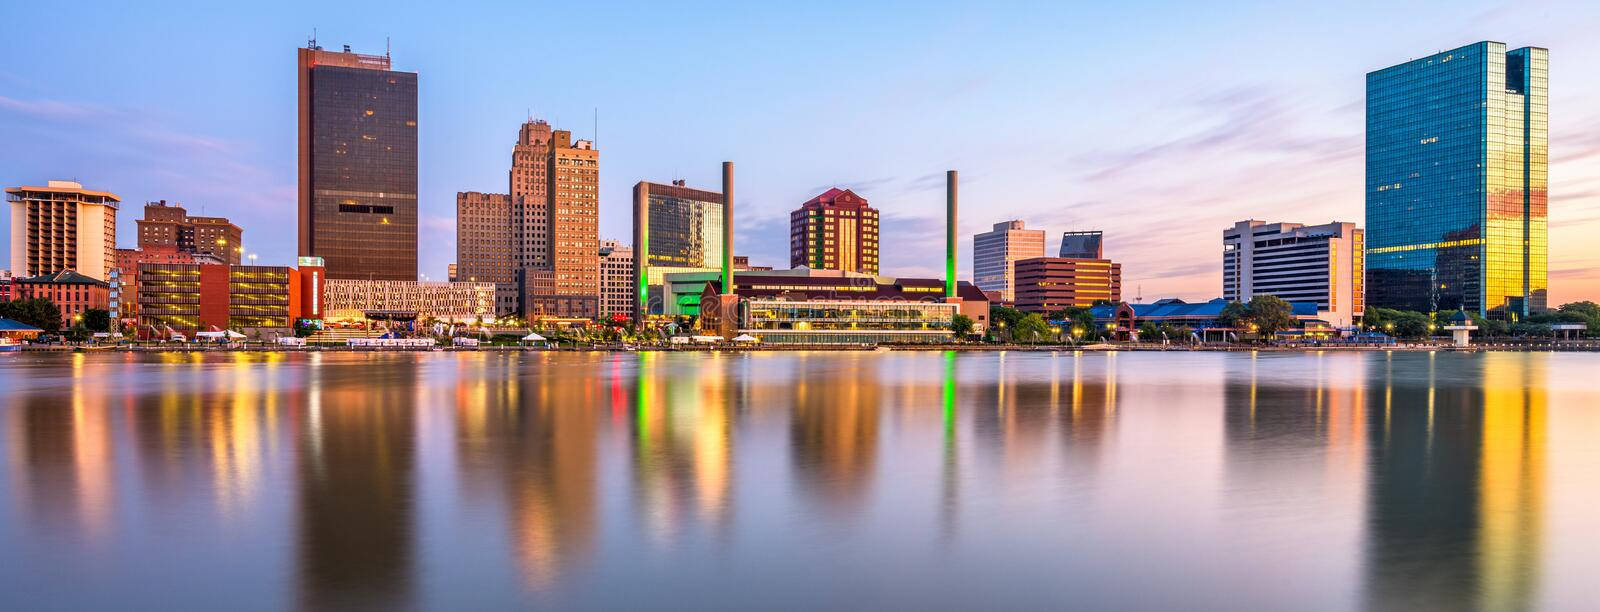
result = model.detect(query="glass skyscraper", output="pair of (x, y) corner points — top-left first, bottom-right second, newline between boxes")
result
(298, 44), (419, 281)
(1366, 41), (1547, 318)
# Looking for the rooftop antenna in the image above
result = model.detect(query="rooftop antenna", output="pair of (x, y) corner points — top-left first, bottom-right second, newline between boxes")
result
(386, 36), (391, 60)
(1136, 284), (1143, 303)
(593, 107), (598, 146)
(308, 28), (317, 49)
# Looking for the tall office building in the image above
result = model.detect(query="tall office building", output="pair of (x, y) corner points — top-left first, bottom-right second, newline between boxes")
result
(789, 188), (879, 274)
(1059, 231), (1104, 259)
(455, 191), (516, 314)
(598, 240), (633, 320)
(298, 42), (418, 281)
(510, 120), (552, 270)
(1366, 41), (1547, 317)
(507, 120), (599, 318)
(630, 179), (725, 317)
(136, 200), (243, 264)
(1223, 220), (1365, 328)
(972, 220), (1046, 303)
(6, 181), (119, 281)
(1013, 242), (1121, 314)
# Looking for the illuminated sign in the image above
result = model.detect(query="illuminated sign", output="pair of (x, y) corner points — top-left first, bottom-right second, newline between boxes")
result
(297, 256), (326, 267)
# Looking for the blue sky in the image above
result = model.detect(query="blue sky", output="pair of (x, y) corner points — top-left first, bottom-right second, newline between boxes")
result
(4, 0), (1599, 302)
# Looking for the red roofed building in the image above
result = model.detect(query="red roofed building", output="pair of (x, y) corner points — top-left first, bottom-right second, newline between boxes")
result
(789, 188), (880, 275)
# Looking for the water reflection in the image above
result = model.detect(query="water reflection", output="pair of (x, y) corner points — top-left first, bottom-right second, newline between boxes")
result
(0, 351), (1591, 610)
(296, 357), (418, 610)
(789, 355), (880, 517)
(1364, 352), (1546, 612)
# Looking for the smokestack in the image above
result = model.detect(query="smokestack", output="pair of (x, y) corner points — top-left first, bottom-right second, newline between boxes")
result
(721, 161), (734, 296)
(633, 182), (649, 323)
(946, 170), (957, 298)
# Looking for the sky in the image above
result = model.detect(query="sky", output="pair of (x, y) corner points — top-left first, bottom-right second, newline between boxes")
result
(3, 0), (1599, 304)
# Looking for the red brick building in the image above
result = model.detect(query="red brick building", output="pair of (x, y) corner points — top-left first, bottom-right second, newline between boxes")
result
(789, 188), (880, 274)
(13, 270), (111, 326)
(1012, 257), (1122, 313)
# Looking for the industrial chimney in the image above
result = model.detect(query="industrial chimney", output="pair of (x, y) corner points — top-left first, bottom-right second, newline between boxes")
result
(946, 170), (958, 299)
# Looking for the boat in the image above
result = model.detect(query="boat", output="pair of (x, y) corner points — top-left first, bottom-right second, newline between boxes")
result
(0, 338), (22, 352)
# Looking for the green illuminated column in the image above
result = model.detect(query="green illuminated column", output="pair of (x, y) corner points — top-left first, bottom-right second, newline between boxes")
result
(633, 182), (649, 323)
(722, 161), (734, 295)
(946, 170), (957, 298)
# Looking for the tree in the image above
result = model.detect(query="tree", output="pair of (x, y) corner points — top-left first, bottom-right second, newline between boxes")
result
(83, 308), (112, 333)
(1244, 295), (1296, 339)
(1136, 321), (1159, 342)
(1013, 313), (1052, 344)
(0, 298), (62, 332)
(1217, 300), (1249, 329)
(951, 314), (975, 339)
(1366, 307), (1431, 339)
(1558, 301), (1600, 319)
(1055, 307), (1096, 338)
(990, 306), (1025, 331)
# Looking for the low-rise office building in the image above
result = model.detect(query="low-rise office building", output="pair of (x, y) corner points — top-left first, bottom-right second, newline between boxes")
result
(1013, 256), (1122, 313)
(598, 240), (633, 320)
(324, 279), (496, 323)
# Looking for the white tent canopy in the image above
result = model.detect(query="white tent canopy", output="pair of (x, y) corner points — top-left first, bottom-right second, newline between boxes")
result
(225, 330), (246, 339)
(522, 332), (546, 342)
(195, 331), (226, 339)
(731, 334), (759, 342)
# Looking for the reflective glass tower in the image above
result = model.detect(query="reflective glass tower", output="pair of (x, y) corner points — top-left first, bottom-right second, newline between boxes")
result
(1365, 41), (1547, 318)
(298, 43), (419, 281)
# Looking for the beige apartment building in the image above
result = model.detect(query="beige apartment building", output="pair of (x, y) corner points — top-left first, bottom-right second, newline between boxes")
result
(6, 180), (120, 281)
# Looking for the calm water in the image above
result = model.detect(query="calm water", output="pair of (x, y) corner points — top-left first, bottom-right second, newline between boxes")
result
(1, 350), (1597, 611)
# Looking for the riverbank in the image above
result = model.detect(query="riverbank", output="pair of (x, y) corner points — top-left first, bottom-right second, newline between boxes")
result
(14, 341), (1600, 353)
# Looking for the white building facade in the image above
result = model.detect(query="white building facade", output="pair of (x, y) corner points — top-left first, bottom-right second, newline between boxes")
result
(972, 220), (1045, 303)
(1223, 220), (1364, 328)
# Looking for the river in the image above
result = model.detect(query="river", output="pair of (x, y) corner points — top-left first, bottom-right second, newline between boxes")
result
(1, 350), (1596, 610)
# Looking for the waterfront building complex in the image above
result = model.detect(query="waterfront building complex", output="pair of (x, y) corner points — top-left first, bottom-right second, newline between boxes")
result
(134, 262), (320, 338)
(323, 279), (496, 323)
(1366, 41), (1547, 318)
(598, 240), (633, 320)
(1059, 230), (1105, 259)
(6, 181), (119, 281)
(13, 270), (110, 321)
(135, 200), (243, 264)
(789, 188), (879, 275)
(671, 268), (991, 343)
(1013, 256), (1122, 313)
(1223, 220), (1364, 328)
(298, 42), (418, 281)
(972, 220), (1045, 303)
(1090, 298), (1327, 342)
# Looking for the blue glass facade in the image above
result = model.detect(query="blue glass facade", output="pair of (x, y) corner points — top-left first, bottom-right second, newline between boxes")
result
(1365, 41), (1547, 318)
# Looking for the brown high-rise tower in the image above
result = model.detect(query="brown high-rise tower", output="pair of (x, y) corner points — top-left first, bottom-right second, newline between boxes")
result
(506, 120), (599, 318)
(789, 188), (880, 275)
(297, 42), (418, 280)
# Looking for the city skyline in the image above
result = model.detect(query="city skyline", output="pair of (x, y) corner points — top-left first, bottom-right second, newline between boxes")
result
(3, 3), (1600, 304)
